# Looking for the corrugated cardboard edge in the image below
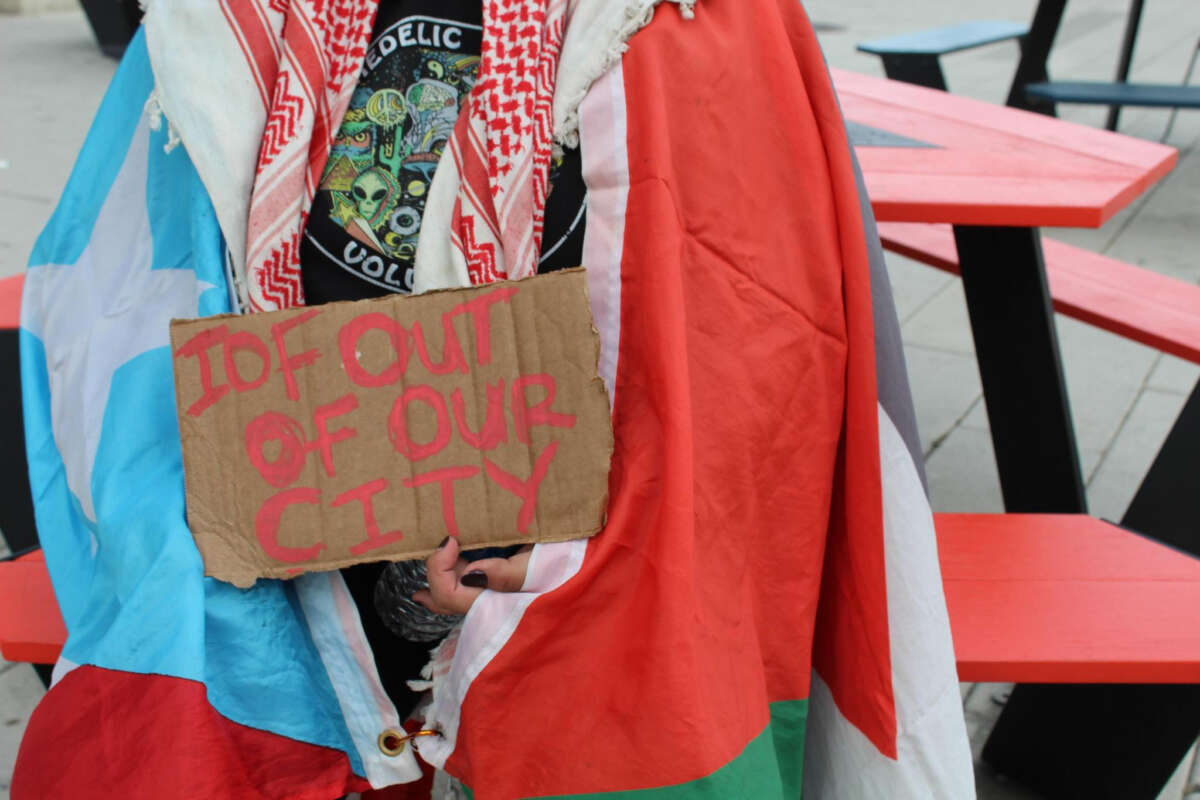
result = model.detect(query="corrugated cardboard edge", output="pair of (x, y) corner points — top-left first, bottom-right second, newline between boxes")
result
(169, 319), (271, 590)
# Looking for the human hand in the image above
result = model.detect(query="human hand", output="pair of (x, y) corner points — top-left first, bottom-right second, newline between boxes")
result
(411, 538), (533, 616)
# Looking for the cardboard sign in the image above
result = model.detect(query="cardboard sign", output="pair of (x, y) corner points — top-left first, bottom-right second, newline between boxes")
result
(170, 268), (612, 588)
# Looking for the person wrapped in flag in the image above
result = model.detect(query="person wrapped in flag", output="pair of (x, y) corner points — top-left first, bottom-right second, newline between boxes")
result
(15, 0), (976, 798)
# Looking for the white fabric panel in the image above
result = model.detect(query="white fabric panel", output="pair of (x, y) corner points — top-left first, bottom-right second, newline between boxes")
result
(22, 118), (207, 524)
(411, 139), (470, 293)
(578, 58), (629, 400)
(414, 538), (589, 768)
(295, 572), (422, 787)
(804, 404), (974, 799)
(49, 655), (80, 688)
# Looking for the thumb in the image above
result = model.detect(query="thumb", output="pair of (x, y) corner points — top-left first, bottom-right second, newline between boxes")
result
(427, 535), (462, 574)
(419, 536), (483, 615)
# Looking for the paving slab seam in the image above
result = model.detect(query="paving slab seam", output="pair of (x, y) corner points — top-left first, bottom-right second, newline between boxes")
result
(924, 394), (986, 460)
(905, 340), (978, 359)
(0, 189), (53, 205)
(897, 268), (964, 327)
(1083, 351), (1158, 486)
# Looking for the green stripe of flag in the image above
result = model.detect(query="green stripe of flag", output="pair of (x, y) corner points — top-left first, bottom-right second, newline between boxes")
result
(464, 699), (808, 799)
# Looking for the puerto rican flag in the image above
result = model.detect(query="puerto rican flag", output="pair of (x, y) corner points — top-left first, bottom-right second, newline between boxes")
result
(15, 2), (973, 798)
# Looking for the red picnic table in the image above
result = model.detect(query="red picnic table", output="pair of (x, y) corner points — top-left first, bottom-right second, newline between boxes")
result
(832, 67), (1176, 516)
(832, 69), (1198, 799)
(835, 68), (1175, 228)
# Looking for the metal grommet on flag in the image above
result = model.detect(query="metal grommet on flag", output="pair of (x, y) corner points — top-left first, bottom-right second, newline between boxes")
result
(377, 728), (440, 756)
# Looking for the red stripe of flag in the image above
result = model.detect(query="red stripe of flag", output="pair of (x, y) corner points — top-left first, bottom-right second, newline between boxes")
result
(14, 666), (370, 799)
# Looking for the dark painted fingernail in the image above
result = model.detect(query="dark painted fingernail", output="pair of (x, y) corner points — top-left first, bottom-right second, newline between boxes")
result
(437, 536), (450, 550)
(460, 571), (488, 589)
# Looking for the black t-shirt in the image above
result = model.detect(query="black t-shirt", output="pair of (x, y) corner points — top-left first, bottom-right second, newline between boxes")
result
(300, 0), (585, 304)
(299, 0), (586, 719)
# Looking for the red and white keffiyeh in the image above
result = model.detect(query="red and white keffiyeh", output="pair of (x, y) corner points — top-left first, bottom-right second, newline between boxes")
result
(145, 0), (691, 310)
(241, 0), (568, 310)
(447, 0), (568, 284)
(143, 0), (379, 313)
(240, 0), (378, 312)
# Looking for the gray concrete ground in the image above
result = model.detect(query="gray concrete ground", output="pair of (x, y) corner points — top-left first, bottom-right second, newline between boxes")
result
(2, 2), (1199, 797)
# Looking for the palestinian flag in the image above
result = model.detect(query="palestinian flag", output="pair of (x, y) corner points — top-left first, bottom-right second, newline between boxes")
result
(412, 2), (973, 797)
(15, 1), (972, 798)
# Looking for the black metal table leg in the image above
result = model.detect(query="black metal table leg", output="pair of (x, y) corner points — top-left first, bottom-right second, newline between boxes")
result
(32, 663), (53, 689)
(1121, 378), (1200, 550)
(0, 328), (38, 555)
(879, 53), (948, 91)
(983, 683), (1200, 799)
(952, 224), (1087, 514)
(1106, 0), (1147, 131)
(1006, 0), (1067, 115)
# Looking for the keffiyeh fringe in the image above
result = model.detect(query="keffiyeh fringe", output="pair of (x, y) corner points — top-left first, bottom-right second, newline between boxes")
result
(555, 0), (695, 150)
(142, 89), (181, 153)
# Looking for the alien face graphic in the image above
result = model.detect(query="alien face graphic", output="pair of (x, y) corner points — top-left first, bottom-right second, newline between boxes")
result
(350, 167), (398, 227)
(311, 35), (482, 269)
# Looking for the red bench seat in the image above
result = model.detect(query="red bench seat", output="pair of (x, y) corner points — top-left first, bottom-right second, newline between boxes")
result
(937, 512), (1200, 683)
(0, 273), (21, 326)
(877, 221), (1200, 365)
(6, 515), (1200, 685)
(0, 550), (65, 665)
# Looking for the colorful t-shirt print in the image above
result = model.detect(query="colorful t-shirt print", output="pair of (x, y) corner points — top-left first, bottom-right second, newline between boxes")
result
(301, 5), (483, 303)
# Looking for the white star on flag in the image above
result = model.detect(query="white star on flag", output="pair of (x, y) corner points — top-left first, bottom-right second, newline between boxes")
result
(22, 117), (213, 523)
